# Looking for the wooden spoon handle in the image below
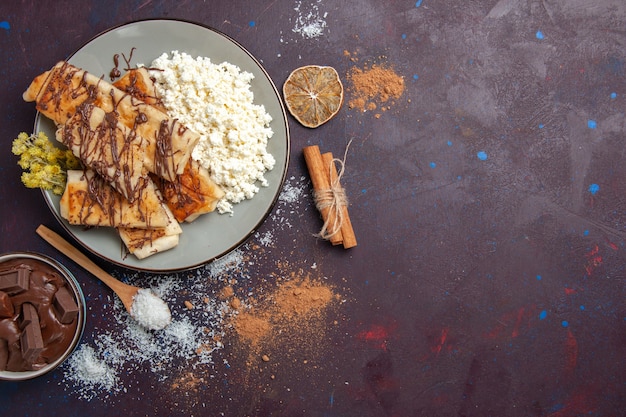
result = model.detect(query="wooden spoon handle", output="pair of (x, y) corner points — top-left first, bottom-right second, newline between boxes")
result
(36, 225), (132, 296)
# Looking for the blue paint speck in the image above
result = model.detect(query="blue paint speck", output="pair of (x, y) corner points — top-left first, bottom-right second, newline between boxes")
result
(415, 0), (423, 7)
(477, 151), (488, 161)
(249, 21), (256, 27)
(538, 123), (544, 129)
(402, 33), (407, 40)
(588, 183), (600, 195)
(587, 119), (597, 129)
(0, 21), (9, 30)
(429, 162), (436, 168)
(561, 320), (569, 327)
(579, 305), (585, 311)
(361, 188), (367, 194)
(539, 310), (547, 320)
(536, 275), (542, 281)
(413, 74), (419, 80)
(536, 30), (544, 40)
(610, 92), (617, 99)
(583, 229), (589, 236)
(447, 140), (453, 146)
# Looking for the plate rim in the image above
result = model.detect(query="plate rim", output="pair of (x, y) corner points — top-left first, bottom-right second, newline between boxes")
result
(35, 18), (290, 273)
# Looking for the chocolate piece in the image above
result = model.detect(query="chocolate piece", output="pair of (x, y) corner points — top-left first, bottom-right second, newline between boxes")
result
(0, 265), (31, 295)
(19, 305), (44, 364)
(0, 291), (14, 318)
(19, 303), (38, 330)
(52, 286), (79, 324)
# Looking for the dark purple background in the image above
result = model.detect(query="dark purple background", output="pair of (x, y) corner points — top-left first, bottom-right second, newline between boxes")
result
(1, 1), (625, 416)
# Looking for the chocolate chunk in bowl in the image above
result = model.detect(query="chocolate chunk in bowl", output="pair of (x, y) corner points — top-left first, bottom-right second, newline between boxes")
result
(0, 252), (86, 381)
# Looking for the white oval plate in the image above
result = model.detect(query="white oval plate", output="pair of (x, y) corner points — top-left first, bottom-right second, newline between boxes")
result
(35, 19), (290, 273)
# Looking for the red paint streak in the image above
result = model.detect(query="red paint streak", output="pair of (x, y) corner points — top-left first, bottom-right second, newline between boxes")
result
(359, 324), (390, 341)
(605, 239), (618, 251)
(584, 245), (602, 275)
(564, 329), (578, 373)
(511, 307), (527, 338)
(586, 244), (600, 257)
(564, 287), (577, 296)
(357, 322), (397, 350)
(484, 306), (536, 340)
(431, 328), (449, 356)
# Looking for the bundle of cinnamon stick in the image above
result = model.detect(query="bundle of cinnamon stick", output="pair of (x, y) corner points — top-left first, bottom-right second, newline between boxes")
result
(303, 145), (357, 249)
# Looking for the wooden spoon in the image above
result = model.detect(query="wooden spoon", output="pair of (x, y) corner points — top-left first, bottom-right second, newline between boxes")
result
(36, 224), (140, 313)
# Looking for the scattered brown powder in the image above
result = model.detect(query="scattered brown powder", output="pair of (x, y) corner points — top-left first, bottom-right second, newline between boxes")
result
(225, 275), (341, 393)
(171, 371), (205, 392)
(229, 297), (241, 310)
(343, 49), (358, 62)
(234, 310), (271, 344)
(346, 63), (405, 113)
(160, 246), (347, 406)
(219, 286), (235, 299)
(272, 277), (335, 318)
(191, 248), (350, 399)
(231, 275), (338, 348)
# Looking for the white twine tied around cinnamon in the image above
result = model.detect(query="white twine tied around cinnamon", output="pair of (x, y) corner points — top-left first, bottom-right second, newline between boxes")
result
(313, 139), (352, 240)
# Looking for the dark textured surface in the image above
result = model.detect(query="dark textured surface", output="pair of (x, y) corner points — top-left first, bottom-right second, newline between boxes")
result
(1, 1), (625, 416)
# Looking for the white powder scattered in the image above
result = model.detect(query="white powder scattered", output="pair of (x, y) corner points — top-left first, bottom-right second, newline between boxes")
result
(257, 230), (274, 246)
(58, 177), (310, 403)
(130, 288), (172, 330)
(279, 176), (305, 203)
(63, 345), (119, 400)
(148, 51), (275, 215)
(206, 248), (244, 278)
(269, 175), (309, 231)
(59, 251), (247, 401)
(293, 0), (328, 39)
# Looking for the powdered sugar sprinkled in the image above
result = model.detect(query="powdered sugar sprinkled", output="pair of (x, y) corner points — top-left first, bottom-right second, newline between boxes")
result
(60, 265), (239, 401)
(130, 288), (171, 330)
(279, 176), (305, 203)
(293, 0), (328, 39)
(257, 230), (274, 246)
(63, 345), (118, 400)
(269, 175), (309, 231)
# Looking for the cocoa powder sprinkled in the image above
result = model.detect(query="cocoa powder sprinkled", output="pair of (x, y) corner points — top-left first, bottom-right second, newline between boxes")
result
(234, 311), (272, 344)
(232, 275), (338, 347)
(347, 63), (405, 113)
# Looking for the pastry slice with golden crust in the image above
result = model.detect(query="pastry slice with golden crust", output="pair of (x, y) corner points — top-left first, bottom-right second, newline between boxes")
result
(152, 160), (225, 223)
(117, 197), (182, 259)
(23, 61), (199, 182)
(56, 103), (149, 203)
(60, 170), (170, 229)
(113, 70), (225, 223)
(113, 67), (166, 112)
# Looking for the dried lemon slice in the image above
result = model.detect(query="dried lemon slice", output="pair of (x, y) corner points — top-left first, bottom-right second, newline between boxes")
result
(283, 65), (344, 128)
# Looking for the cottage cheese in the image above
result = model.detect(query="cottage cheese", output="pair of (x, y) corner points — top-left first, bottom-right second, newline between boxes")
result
(148, 51), (275, 214)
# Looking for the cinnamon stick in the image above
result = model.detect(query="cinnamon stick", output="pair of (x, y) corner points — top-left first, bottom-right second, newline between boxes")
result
(303, 145), (343, 245)
(322, 152), (357, 249)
